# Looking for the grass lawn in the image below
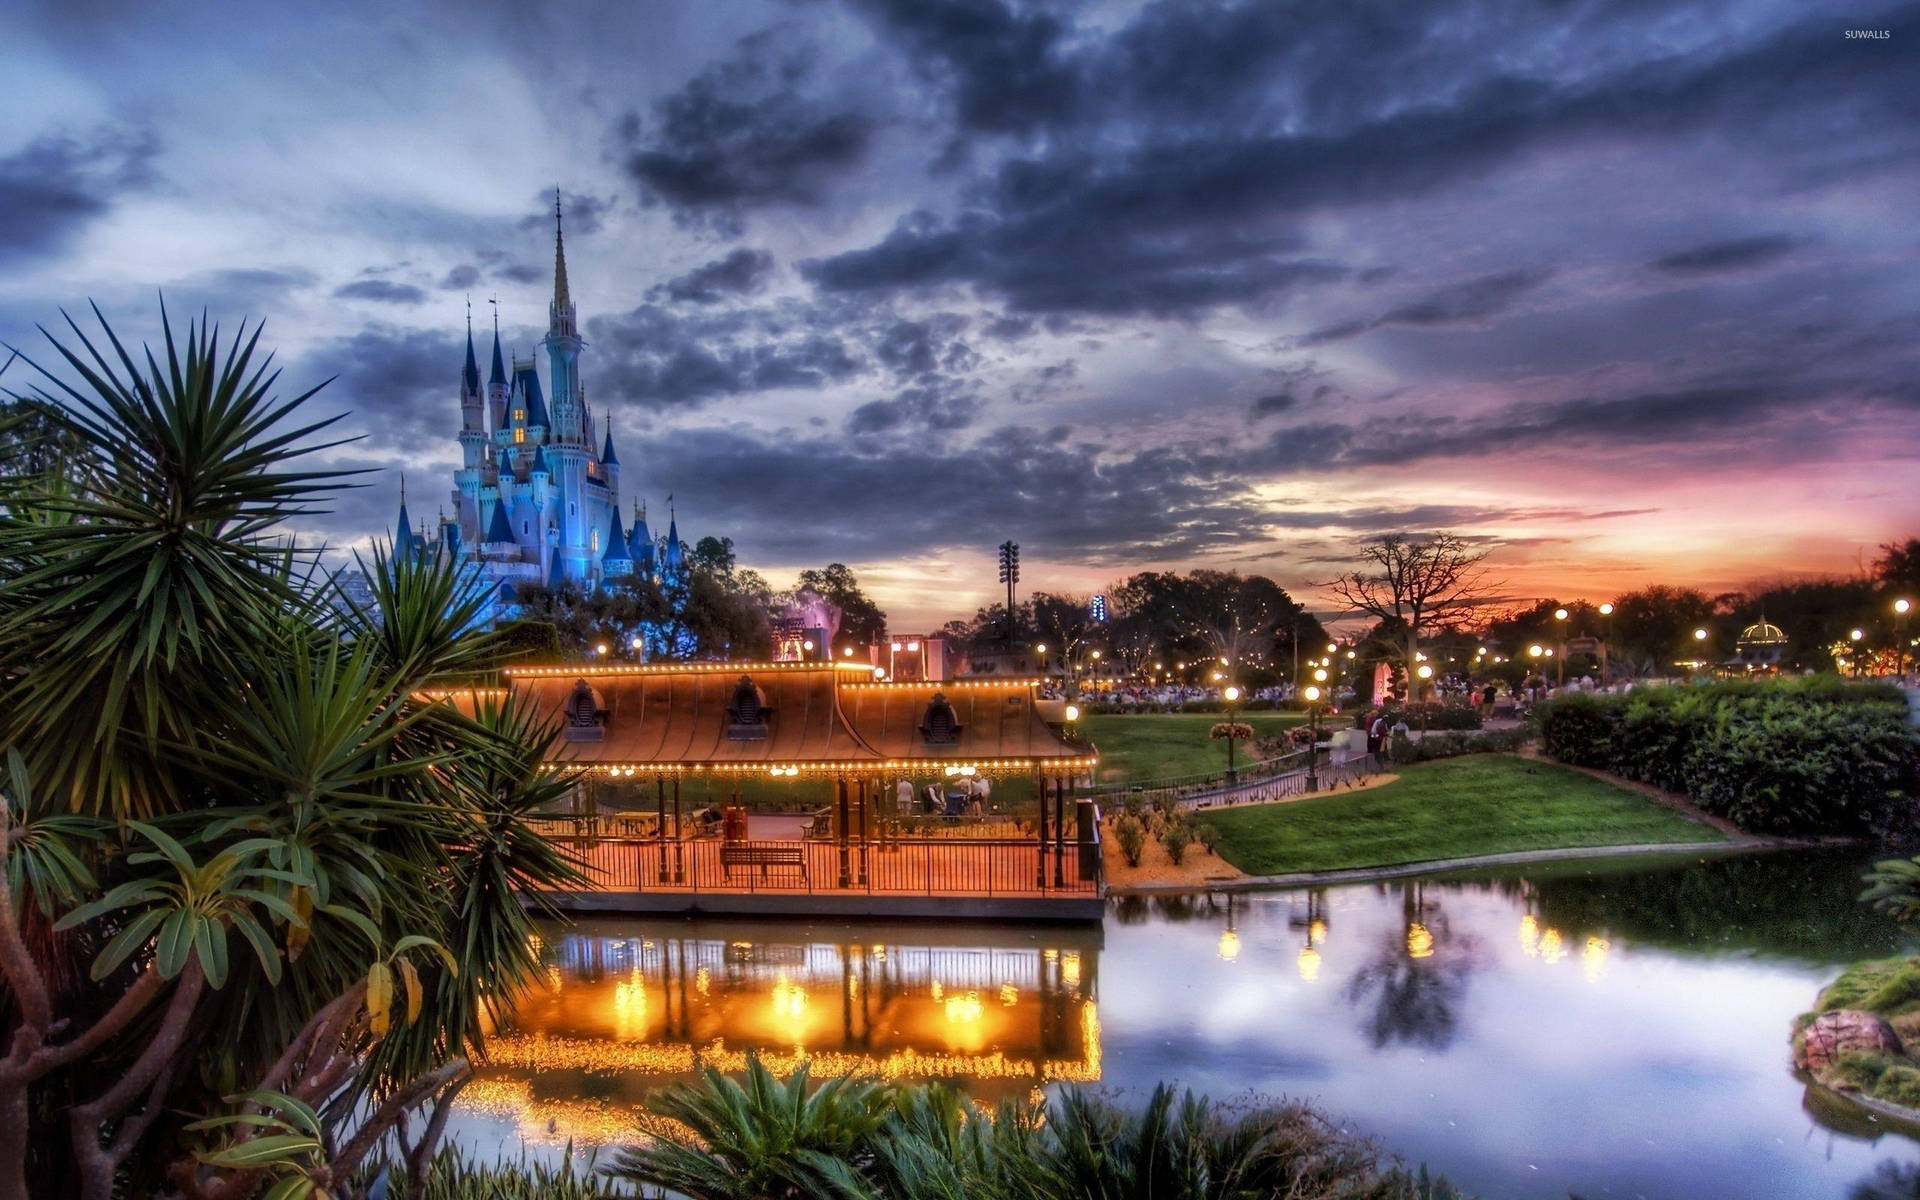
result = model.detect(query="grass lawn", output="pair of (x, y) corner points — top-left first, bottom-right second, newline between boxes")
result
(1197, 754), (1725, 876)
(1082, 711), (1308, 786)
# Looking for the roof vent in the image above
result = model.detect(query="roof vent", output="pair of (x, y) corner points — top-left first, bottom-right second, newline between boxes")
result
(726, 675), (770, 740)
(563, 678), (607, 742)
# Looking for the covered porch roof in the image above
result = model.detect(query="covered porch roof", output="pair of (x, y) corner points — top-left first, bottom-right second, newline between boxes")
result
(481, 660), (1095, 774)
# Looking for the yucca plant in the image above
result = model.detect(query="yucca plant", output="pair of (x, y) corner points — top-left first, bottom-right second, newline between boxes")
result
(0, 306), (583, 1200)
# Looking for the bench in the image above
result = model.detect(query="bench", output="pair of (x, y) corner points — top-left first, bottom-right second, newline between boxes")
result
(720, 842), (808, 881)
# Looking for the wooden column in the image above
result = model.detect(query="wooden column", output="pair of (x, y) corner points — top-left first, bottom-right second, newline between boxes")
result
(655, 774), (668, 883)
(1035, 769), (1049, 889)
(836, 775), (852, 887)
(672, 776), (683, 883)
(856, 777), (870, 884)
(1053, 774), (1067, 887)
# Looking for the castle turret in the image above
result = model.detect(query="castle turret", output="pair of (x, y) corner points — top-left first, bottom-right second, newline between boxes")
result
(600, 509), (632, 579)
(631, 499), (655, 577)
(455, 307), (487, 544)
(542, 190), (585, 445)
(394, 479), (416, 559)
(487, 309), (508, 433)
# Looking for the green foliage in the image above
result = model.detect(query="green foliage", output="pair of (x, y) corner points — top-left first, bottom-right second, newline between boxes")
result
(1114, 815), (1147, 867)
(364, 1145), (633, 1199)
(612, 1060), (1469, 1200)
(1376, 702), (1483, 731)
(1161, 822), (1194, 865)
(1537, 680), (1918, 836)
(1388, 729), (1532, 765)
(0, 306), (585, 1196)
(1831, 1049), (1900, 1093)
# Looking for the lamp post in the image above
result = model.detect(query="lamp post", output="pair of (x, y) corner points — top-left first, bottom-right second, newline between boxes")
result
(1850, 627), (1866, 678)
(1598, 602), (1615, 682)
(1302, 684), (1323, 791)
(1416, 664), (1433, 733)
(1553, 607), (1569, 686)
(1897, 599), (1912, 681)
(1223, 685), (1242, 783)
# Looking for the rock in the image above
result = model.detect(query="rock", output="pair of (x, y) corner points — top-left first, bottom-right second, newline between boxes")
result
(1798, 1010), (1905, 1071)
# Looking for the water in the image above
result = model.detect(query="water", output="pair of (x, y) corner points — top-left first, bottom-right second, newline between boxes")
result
(449, 848), (1920, 1199)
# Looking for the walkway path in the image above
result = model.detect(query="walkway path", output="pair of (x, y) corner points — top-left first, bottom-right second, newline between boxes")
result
(1107, 837), (1810, 896)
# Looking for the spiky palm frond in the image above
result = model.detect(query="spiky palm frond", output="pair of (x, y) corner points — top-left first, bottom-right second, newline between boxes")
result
(335, 541), (505, 690)
(0, 305), (360, 815)
(612, 1057), (890, 1200)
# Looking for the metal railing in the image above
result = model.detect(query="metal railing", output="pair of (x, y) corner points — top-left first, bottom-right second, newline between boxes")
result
(534, 834), (1100, 898)
(1172, 752), (1385, 811)
(1082, 747), (1313, 807)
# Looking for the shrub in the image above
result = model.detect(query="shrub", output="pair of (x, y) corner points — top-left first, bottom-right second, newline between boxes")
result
(1877, 1064), (1920, 1108)
(1162, 823), (1194, 866)
(1114, 816), (1147, 867)
(1377, 702), (1483, 731)
(1535, 680), (1918, 837)
(1390, 728), (1533, 764)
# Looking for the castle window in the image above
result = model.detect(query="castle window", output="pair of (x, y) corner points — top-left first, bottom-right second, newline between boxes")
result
(522, 521), (528, 535)
(514, 409), (525, 422)
(569, 502), (576, 516)
(514, 428), (525, 443)
(591, 529), (600, 553)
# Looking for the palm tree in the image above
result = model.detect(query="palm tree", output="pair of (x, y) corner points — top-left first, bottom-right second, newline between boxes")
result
(0, 306), (582, 1200)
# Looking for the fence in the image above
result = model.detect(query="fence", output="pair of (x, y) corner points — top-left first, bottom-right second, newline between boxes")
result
(535, 832), (1102, 898)
(1082, 747), (1313, 809)
(1171, 752), (1385, 811)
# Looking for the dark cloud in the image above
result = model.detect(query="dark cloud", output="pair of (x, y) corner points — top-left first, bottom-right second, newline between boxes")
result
(846, 379), (979, 434)
(0, 126), (158, 265)
(587, 301), (867, 408)
(516, 189), (613, 236)
(439, 264), (482, 290)
(1303, 268), (1552, 344)
(493, 264), (543, 285)
(1250, 393), (1296, 418)
(333, 279), (427, 305)
(614, 30), (874, 233)
(1650, 235), (1801, 273)
(653, 248), (776, 304)
(812, 2), (1916, 317)
(303, 324), (465, 447)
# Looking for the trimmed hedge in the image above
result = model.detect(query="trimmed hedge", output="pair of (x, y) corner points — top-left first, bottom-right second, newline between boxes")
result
(1388, 727), (1532, 764)
(1369, 701), (1484, 731)
(1536, 680), (1917, 836)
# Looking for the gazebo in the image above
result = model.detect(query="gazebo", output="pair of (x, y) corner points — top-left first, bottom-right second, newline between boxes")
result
(442, 660), (1102, 918)
(1731, 617), (1789, 671)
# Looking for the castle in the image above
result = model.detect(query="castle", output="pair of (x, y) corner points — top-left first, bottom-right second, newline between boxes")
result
(392, 196), (689, 612)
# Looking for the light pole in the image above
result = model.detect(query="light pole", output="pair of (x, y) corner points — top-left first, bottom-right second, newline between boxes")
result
(1302, 684), (1323, 791)
(1553, 607), (1569, 687)
(1223, 685), (1242, 783)
(1850, 627), (1865, 678)
(1598, 602), (1615, 682)
(1416, 664), (1433, 733)
(1895, 599), (1911, 680)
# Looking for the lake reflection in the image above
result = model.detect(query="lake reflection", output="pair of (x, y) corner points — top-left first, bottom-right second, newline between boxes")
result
(456, 919), (1100, 1147)
(451, 851), (1920, 1199)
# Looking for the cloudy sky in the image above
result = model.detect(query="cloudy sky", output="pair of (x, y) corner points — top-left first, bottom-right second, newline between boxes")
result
(3, 0), (1916, 629)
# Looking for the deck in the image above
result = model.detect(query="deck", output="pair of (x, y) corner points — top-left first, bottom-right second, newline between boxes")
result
(535, 835), (1106, 921)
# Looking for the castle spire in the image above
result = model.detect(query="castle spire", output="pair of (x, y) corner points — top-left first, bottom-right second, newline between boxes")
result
(552, 187), (571, 313)
(601, 411), (619, 465)
(488, 298), (505, 386)
(462, 298), (480, 394)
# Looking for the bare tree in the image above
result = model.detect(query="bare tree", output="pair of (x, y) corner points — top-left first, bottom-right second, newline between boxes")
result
(1322, 533), (1497, 696)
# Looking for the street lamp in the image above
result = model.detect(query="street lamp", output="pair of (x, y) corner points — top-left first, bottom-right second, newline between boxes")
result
(1553, 608), (1569, 686)
(1416, 664), (1433, 733)
(1897, 599), (1912, 680)
(1302, 684), (1323, 790)
(1850, 627), (1866, 678)
(1223, 685), (1243, 783)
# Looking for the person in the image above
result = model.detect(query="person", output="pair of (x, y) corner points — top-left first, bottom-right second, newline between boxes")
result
(896, 777), (914, 814)
(1391, 714), (1412, 739)
(1480, 682), (1497, 715)
(1367, 711), (1387, 755)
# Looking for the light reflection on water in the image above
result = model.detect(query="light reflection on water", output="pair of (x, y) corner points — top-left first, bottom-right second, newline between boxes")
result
(449, 850), (1920, 1199)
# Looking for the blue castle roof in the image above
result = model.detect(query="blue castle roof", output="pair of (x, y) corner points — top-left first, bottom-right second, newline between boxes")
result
(531, 444), (550, 476)
(517, 364), (548, 428)
(484, 499), (513, 544)
(395, 498), (415, 558)
(462, 327), (480, 394)
(601, 511), (630, 563)
(601, 424), (619, 466)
